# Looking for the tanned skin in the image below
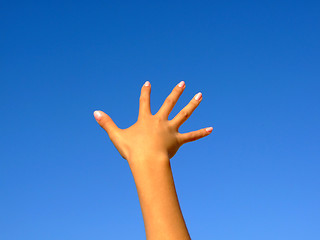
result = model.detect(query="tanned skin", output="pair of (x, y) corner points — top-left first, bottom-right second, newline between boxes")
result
(94, 81), (212, 240)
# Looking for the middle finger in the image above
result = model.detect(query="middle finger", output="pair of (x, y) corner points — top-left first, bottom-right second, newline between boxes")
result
(156, 81), (186, 118)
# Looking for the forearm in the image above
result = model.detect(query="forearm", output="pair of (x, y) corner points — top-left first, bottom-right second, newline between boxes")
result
(128, 155), (191, 240)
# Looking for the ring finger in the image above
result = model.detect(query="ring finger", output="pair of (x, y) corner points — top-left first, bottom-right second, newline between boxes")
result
(170, 92), (203, 129)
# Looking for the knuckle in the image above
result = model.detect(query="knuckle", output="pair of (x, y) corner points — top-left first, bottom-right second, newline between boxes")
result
(202, 129), (207, 137)
(180, 110), (189, 119)
(173, 86), (182, 94)
(165, 97), (174, 105)
(140, 95), (147, 103)
(101, 117), (110, 126)
(191, 99), (199, 107)
(177, 134), (184, 145)
(190, 133), (197, 141)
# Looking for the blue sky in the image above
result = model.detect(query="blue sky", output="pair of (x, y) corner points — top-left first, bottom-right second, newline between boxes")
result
(1, 0), (319, 239)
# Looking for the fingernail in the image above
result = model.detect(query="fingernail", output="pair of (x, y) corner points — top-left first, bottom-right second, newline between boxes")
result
(195, 92), (202, 101)
(205, 127), (213, 133)
(178, 81), (185, 88)
(94, 111), (102, 121)
(144, 81), (150, 86)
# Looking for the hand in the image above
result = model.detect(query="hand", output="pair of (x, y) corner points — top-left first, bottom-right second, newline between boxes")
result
(93, 81), (213, 162)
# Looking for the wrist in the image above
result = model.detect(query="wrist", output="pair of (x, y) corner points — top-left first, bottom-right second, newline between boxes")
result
(127, 151), (169, 166)
(127, 153), (171, 177)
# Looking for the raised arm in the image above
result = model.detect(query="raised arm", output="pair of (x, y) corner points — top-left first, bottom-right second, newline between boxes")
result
(94, 81), (212, 240)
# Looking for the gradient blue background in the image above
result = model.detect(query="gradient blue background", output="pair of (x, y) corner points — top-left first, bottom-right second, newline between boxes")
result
(1, 0), (319, 239)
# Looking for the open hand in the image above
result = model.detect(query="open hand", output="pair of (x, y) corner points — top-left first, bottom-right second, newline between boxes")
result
(94, 81), (213, 162)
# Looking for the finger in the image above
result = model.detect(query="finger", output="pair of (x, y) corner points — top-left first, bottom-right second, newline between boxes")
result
(94, 110), (121, 138)
(178, 127), (213, 144)
(139, 81), (151, 116)
(171, 92), (202, 129)
(157, 81), (185, 118)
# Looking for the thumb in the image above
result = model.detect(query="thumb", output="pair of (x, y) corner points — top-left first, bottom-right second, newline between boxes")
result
(93, 110), (120, 137)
